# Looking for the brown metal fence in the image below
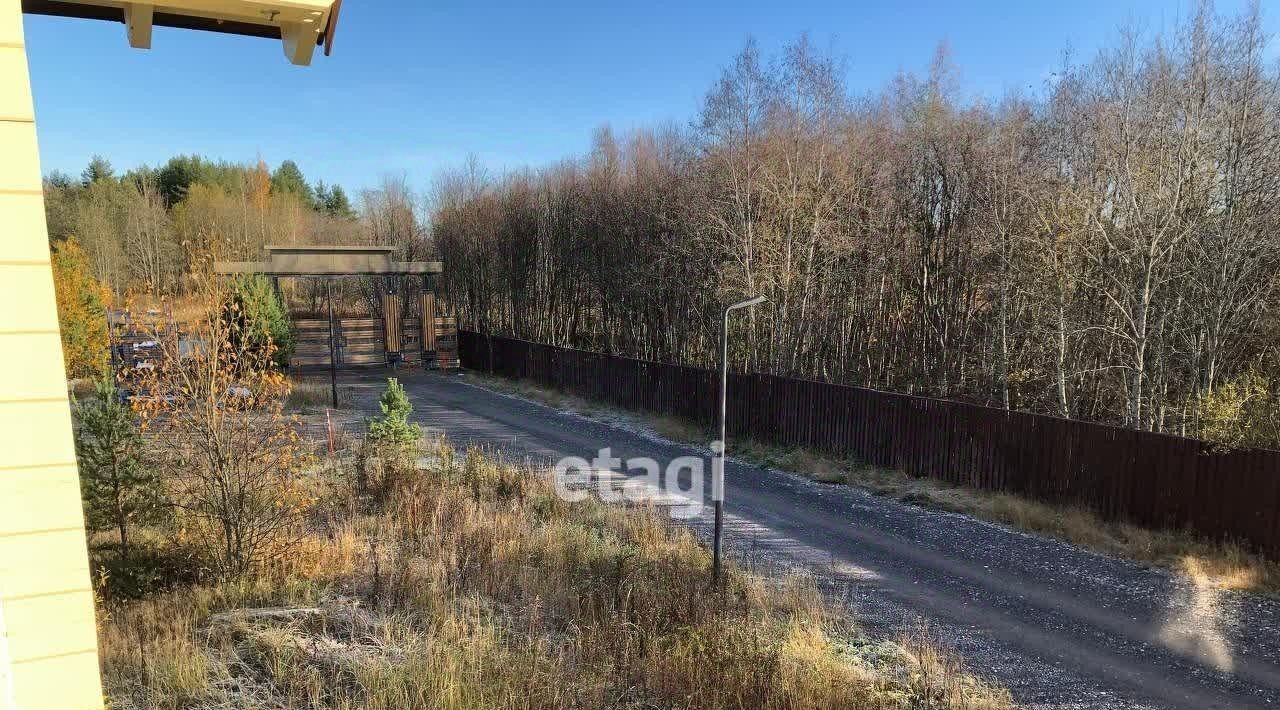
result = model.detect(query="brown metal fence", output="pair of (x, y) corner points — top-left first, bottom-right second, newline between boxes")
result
(460, 330), (1280, 555)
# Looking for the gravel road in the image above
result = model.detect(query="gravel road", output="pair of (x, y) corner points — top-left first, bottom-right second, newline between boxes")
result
(335, 369), (1280, 709)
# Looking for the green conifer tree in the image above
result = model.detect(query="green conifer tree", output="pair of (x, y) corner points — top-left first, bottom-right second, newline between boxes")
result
(368, 377), (421, 445)
(74, 378), (162, 562)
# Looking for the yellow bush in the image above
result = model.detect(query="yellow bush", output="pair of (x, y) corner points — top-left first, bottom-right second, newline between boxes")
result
(51, 237), (109, 379)
(1196, 368), (1280, 449)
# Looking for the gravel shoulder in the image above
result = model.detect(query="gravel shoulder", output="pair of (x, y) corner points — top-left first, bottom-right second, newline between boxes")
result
(333, 369), (1280, 710)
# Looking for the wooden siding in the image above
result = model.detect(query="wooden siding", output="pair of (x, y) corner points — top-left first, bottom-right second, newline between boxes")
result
(0, 5), (103, 707)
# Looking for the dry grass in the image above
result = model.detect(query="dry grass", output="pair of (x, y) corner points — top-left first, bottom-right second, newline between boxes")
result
(98, 440), (1012, 710)
(285, 378), (356, 412)
(476, 374), (606, 416)
(68, 377), (98, 398)
(732, 446), (1280, 596)
(473, 373), (1280, 597)
(118, 294), (209, 326)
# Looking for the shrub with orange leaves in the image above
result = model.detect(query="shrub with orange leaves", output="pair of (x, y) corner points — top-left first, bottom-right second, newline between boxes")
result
(132, 284), (311, 578)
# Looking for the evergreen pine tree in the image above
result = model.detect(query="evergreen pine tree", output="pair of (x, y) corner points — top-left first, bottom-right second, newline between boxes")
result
(368, 378), (421, 445)
(74, 378), (161, 561)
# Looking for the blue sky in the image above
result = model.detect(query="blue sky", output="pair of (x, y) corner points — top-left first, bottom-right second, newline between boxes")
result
(23, 0), (1277, 195)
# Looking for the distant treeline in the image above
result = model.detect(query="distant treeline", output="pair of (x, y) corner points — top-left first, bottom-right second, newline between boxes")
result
(43, 155), (434, 297)
(44, 153), (437, 320)
(431, 6), (1280, 447)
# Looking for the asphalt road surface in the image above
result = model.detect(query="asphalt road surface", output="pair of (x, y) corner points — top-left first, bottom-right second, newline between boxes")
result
(337, 369), (1280, 710)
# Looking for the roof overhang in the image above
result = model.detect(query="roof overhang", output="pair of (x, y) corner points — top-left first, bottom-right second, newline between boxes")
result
(214, 245), (444, 277)
(22, 0), (343, 65)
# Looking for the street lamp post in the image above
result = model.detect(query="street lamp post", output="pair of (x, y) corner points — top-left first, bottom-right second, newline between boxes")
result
(713, 295), (766, 583)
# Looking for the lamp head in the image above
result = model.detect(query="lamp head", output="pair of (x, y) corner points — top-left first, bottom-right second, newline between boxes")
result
(726, 296), (767, 311)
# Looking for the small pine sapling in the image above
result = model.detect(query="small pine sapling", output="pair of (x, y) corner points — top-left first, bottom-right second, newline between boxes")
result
(74, 377), (162, 561)
(368, 377), (421, 445)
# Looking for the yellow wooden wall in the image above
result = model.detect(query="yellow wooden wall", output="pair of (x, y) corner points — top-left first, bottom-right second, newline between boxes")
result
(0, 2), (104, 707)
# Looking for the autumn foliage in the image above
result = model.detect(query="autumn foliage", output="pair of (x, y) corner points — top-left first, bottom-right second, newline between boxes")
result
(434, 7), (1280, 445)
(51, 237), (109, 380)
(132, 285), (310, 577)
